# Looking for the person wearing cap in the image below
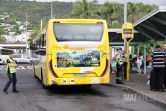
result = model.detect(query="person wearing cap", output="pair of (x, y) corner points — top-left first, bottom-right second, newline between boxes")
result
(3, 52), (19, 94)
(150, 45), (165, 92)
(116, 47), (125, 84)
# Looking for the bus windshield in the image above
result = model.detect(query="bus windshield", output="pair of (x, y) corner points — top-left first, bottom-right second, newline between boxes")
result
(54, 24), (103, 42)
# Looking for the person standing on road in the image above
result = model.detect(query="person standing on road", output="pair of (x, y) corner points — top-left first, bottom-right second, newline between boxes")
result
(3, 52), (19, 94)
(116, 47), (125, 84)
(151, 45), (165, 92)
(163, 43), (166, 89)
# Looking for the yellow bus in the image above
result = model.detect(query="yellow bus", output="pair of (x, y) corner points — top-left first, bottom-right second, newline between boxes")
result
(30, 19), (110, 88)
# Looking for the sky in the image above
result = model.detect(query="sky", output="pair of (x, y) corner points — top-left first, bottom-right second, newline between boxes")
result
(35, 0), (166, 6)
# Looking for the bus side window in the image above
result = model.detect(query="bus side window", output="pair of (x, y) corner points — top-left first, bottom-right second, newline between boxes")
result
(42, 33), (46, 47)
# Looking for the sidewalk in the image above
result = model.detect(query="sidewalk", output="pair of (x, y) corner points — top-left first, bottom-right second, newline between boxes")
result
(110, 73), (166, 105)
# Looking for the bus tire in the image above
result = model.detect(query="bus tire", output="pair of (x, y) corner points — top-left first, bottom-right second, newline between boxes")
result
(41, 68), (47, 89)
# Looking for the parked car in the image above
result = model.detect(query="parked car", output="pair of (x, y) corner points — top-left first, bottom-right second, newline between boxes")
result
(13, 54), (31, 64)
(30, 54), (40, 65)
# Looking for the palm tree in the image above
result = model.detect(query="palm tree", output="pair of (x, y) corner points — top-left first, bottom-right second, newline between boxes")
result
(71, 0), (99, 19)
(102, 2), (120, 28)
(127, 2), (138, 23)
(136, 2), (144, 18)
(143, 4), (156, 16)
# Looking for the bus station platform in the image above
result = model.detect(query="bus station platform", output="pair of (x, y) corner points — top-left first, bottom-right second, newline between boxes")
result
(109, 73), (166, 106)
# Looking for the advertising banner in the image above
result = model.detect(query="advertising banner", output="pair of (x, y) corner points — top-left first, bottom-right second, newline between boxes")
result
(57, 51), (100, 68)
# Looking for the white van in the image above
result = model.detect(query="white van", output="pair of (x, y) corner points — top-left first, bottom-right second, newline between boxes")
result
(13, 54), (31, 64)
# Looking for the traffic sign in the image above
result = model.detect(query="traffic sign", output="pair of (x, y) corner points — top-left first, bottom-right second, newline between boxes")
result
(122, 22), (134, 42)
(121, 22), (134, 82)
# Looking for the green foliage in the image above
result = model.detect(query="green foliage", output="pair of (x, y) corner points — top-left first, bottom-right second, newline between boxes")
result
(112, 21), (120, 28)
(0, 27), (5, 35)
(71, 0), (100, 19)
(127, 2), (138, 23)
(28, 29), (39, 44)
(0, 27), (5, 42)
(71, 1), (156, 28)
(28, 21), (40, 44)
(10, 19), (16, 24)
(134, 41), (165, 56)
(127, 2), (156, 23)
(0, 1), (72, 23)
(0, 19), (5, 23)
(0, 36), (6, 42)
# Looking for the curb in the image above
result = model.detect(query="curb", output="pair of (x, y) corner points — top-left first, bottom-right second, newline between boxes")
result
(104, 83), (166, 109)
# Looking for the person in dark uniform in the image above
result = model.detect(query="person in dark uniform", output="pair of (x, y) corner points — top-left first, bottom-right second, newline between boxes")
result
(129, 54), (132, 70)
(116, 47), (125, 84)
(3, 52), (19, 94)
(163, 43), (166, 89)
(121, 50), (127, 79)
(151, 45), (165, 92)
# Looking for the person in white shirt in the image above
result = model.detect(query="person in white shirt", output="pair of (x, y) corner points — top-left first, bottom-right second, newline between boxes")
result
(136, 53), (143, 74)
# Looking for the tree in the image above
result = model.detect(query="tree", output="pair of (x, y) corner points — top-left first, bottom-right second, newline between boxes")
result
(101, 2), (121, 28)
(28, 29), (38, 44)
(0, 36), (6, 42)
(28, 21), (40, 44)
(143, 5), (156, 16)
(0, 27), (5, 42)
(136, 2), (144, 18)
(0, 19), (5, 23)
(112, 21), (120, 28)
(10, 19), (16, 24)
(0, 27), (5, 35)
(127, 2), (138, 23)
(71, 0), (100, 19)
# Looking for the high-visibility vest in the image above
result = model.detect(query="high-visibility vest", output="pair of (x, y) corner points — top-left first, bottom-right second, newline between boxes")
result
(6, 58), (16, 74)
(117, 53), (123, 65)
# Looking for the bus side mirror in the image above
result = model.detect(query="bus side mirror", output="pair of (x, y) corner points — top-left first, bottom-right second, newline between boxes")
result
(30, 44), (35, 50)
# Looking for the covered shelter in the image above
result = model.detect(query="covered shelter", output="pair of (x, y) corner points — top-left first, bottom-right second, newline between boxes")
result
(109, 6), (166, 74)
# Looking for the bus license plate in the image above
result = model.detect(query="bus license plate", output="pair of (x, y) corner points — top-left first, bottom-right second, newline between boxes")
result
(73, 73), (86, 76)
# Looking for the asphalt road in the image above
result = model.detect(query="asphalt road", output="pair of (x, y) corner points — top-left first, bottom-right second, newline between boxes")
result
(0, 63), (31, 69)
(0, 69), (165, 111)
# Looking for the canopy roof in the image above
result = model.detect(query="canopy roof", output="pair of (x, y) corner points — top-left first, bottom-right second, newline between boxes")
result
(109, 6), (166, 46)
